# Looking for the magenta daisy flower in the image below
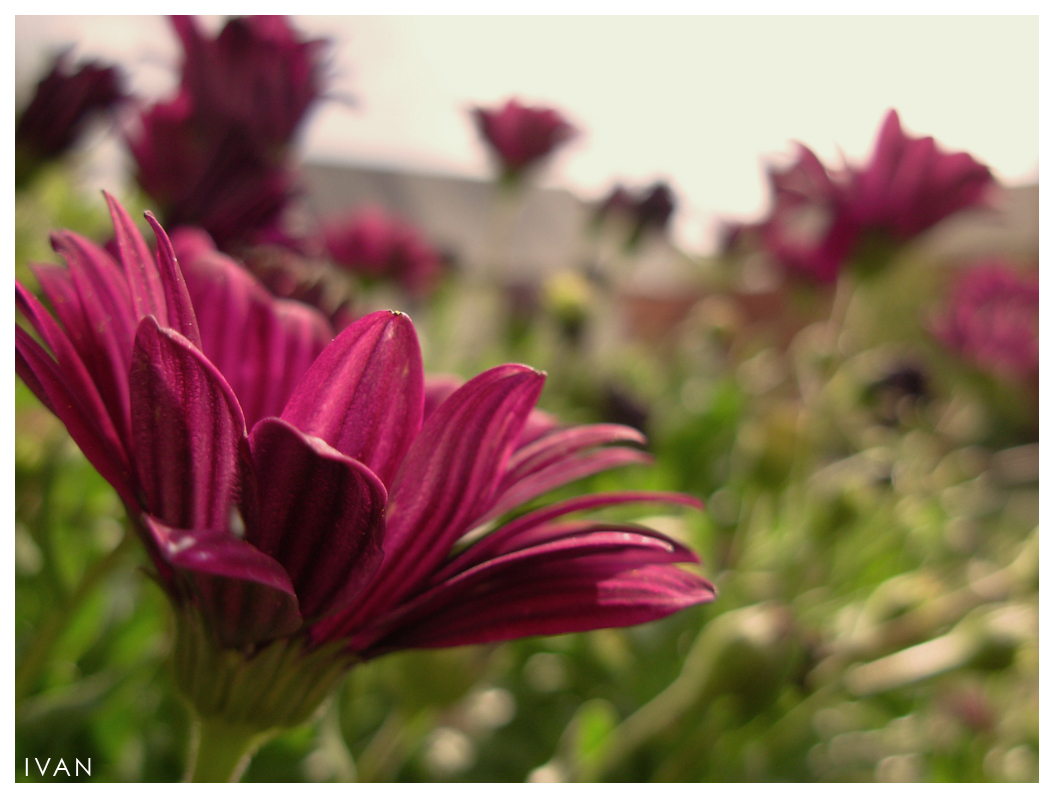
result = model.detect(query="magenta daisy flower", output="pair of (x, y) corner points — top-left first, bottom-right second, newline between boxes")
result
(16, 197), (714, 761)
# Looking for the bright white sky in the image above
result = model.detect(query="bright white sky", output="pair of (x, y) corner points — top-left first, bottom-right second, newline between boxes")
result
(14, 14), (1040, 255)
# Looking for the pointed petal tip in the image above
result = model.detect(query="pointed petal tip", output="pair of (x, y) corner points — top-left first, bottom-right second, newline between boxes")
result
(101, 189), (121, 214)
(501, 363), (547, 379)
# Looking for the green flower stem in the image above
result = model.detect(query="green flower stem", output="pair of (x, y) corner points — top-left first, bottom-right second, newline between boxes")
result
(788, 270), (857, 485)
(481, 183), (523, 282)
(186, 716), (276, 783)
(15, 528), (134, 706)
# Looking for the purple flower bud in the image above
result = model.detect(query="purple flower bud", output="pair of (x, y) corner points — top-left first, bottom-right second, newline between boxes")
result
(736, 111), (995, 284)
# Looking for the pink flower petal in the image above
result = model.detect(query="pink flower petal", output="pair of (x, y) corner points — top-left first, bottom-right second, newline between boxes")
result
(105, 191), (168, 325)
(178, 243), (332, 426)
(16, 325), (135, 506)
(145, 515), (302, 647)
(246, 417), (386, 622)
(281, 310), (423, 486)
(359, 535), (712, 654)
(130, 317), (246, 530)
(145, 211), (202, 349)
(318, 364), (545, 639)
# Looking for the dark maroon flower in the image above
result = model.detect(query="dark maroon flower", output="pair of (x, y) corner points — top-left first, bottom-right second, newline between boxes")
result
(128, 16), (327, 250)
(932, 261), (1038, 382)
(16, 195), (713, 677)
(171, 15), (326, 152)
(846, 110), (994, 241)
(473, 98), (577, 181)
(129, 93), (297, 251)
(636, 183), (676, 233)
(595, 182), (677, 251)
(323, 207), (442, 299)
(16, 53), (126, 186)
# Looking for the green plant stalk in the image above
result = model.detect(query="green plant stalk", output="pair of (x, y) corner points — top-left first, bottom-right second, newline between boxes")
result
(186, 716), (276, 783)
(15, 528), (134, 706)
(787, 269), (857, 487)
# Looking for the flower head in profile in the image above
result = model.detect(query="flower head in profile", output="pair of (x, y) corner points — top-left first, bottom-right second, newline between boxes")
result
(16, 195), (714, 733)
(323, 207), (443, 299)
(846, 110), (994, 242)
(128, 16), (327, 250)
(931, 260), (1038, 383)
(473, 98), (577, 183)
(737, 110), (995, 283)
(16, 52), (126, 186)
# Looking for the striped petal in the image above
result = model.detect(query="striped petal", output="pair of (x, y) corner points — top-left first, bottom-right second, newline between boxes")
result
(245, 417), (386, 622)
(354, 533), (712, 654)
(479, 423), (653, 523)
(317, 364), (545, 639)
(41, 233), (138, 438)
(503, 424), (646, 483)
(16, 325), (135, 506)
(431, 490), (705, 587)
(105, 191), (168, 325)
(281, 310), (424, 487)
(130, 317), (246, 530)
(16, 282), (126, 466)
(144, 515), (302, 647)
(145, 211), (202, 349)
(178, 245), (332, 426)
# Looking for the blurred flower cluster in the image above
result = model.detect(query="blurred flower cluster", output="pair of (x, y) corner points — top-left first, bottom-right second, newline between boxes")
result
(15, 15), (1038, 785)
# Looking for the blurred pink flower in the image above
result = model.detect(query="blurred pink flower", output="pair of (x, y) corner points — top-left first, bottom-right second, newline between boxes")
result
(758, 145), (858, 283)
(171, 15), (326, 152)
(932, 261), (1038, 382)
(129, 92), (296, 250)
(16, 52), (126, 185)
(846, 110), (994, 241)
(128, 16), (326, 250)
(473, 98), (577, 181)
(738, 111), (995, 283)
(323, 207), (442, 299)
